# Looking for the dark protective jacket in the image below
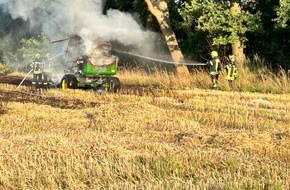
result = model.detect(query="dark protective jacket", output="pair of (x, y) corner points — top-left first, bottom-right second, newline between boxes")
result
(207, 57), (220, 75)
(31, 58), (43, 74)
(43, 60), (52, 72)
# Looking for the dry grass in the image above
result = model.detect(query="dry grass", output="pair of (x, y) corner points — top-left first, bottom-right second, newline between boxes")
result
(0, 68), (290, 189)
(118, 65), (290, 94)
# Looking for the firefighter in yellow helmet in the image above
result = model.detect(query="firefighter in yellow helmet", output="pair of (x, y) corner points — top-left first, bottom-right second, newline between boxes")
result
(225, 55), (238, 88)
(206, 51), (220, 89)
(43, 53), (53, 87)
(31, 53), (44, 87)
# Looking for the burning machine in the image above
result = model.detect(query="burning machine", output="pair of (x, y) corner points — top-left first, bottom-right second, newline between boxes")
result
(54, 35), (121, 92)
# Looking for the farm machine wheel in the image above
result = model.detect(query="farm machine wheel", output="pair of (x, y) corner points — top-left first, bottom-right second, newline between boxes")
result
(109, 77), (121, 93)
(60, 74), (78, 89)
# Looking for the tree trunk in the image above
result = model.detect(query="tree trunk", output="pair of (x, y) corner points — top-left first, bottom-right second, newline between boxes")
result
(230, 0), (245, 64)
(145, 0), (189, 75)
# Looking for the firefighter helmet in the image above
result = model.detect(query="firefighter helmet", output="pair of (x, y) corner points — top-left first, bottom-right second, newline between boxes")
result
(229, 55), (235, 61)
(35, 53), (40, 58)
(211, 51), (218, 57)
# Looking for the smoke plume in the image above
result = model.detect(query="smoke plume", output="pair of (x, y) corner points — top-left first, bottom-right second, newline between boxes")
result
(0, 0), (153, 51)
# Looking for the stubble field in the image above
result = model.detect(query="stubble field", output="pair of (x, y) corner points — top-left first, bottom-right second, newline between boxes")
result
(0, 71), (290, 189)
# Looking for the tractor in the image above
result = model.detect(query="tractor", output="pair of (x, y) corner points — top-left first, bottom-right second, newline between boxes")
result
(54, 35), (121, 93)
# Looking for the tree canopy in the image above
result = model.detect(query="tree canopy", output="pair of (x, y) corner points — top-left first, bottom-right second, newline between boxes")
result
(274, 0), (290, 28)
(179, 1), (261, 45)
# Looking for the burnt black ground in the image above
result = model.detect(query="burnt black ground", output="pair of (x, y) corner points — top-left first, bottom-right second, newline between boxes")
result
(0, 73), (101, 110)
(0, 73), (33, 86)
(0, 73), (166, 112)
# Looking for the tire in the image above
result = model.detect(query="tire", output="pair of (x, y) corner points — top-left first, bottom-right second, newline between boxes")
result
(109, 77), (121, 93)
(60, 75), (78, 89)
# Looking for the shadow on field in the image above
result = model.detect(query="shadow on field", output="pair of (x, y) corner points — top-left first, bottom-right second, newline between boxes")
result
(0, 74), (103, 109)
(0, 72), (177, 111)
(0, 73), (157, 111)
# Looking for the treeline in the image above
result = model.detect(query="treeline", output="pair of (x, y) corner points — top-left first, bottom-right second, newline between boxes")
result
(104, 0), (290, 68)
(0, 0), (290, 68)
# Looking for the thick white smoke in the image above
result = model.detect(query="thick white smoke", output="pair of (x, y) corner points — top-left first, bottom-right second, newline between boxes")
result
(0, 0), (152, 50)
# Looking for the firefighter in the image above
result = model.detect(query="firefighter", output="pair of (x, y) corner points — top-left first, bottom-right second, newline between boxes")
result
(31, 53), (44, 87)
(206, 51), (220, 89)
(43, 53), (53, 86)
(225, 55), (238, 88)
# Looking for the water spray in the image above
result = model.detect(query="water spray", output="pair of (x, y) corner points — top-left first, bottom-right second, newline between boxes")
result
(48, 52), (65, 61)
(113, 50), (207, 66)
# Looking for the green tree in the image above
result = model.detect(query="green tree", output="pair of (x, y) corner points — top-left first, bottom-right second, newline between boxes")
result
(179, 0), (261, 63)
(17, 33), (51, 71)
(274, 0), (290, 28)
(245, 0), (290, 68)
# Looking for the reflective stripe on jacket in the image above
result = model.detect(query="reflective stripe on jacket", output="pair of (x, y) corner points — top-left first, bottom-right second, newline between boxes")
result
(225, 63), (238, 80)
(43, 62), (52, 72)
(209, 57), (220, 75)
(31, 61), (43, 74)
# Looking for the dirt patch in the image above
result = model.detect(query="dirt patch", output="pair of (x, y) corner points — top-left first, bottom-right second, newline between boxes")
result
(0, 89), (101, 110)
(0, 72), (174, 111)
(0, 73), (33, 86)
(0, 73), (97, 110)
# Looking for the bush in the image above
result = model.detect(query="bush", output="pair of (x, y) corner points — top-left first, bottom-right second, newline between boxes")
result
(0, 63), (13, 75)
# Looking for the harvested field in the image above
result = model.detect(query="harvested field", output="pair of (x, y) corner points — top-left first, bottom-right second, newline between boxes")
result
(0, 72), (290, 189)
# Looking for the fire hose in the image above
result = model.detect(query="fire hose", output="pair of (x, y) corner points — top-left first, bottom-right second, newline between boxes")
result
(113, 50), (207, 66)
(16, 69), (33, 89)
